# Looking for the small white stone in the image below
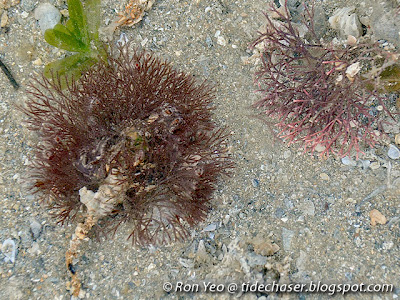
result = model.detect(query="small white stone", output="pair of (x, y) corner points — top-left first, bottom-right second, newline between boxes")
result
(21, 11), (29, 19)
(346, 62), (361, 79)
(217, 35), (227, 46)
(33, 58), (43, 66)
(203, 223), (217, 232)
(370, 161), (380, 170)
(320, 173), (330, 181)
(341, 156), (357, 166)
(388, 144), (400, 160)
(34, 3), (61, 33)
(283, 150), (291, 159)
(1, 239), (16, 263)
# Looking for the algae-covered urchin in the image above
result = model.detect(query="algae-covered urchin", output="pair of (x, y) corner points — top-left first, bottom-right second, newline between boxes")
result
(22, 43), (232, 294)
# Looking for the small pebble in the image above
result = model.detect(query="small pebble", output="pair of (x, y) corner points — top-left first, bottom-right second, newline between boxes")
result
(341, 156), (357, 167)
(203, 223), (217, 232)
(283, 150), (291, 159)
(34, 3), (61, 33)
(217, 35), (227, 46)
(32, 58), (43, 66)
(1, 239), (16, 263)
(246, 252), (267, 267)
(314, 144), (326, 153)
(30, 219), (42, 239)
(275, 207), (285, 218)
(28, 242), (40, 255)
(370, 209), (387, 226)
(0, 11), (8, 27)
(382, 241), (394, 250)
(388, 144), (400, 160)
(320, 173), (330, 181)
(205, 36), (213, 48)
(302, 199), (315, 216)
(360, 159), (371, 169)
(251, 178), (259, 188)
(370, 162), (380, 170)
(21, 0), (37, 12)
(282, 228), (295, 251)
(251, 235), (280, 256)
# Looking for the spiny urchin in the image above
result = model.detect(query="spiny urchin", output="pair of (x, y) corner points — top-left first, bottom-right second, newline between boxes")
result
(23, 44), (232, 294)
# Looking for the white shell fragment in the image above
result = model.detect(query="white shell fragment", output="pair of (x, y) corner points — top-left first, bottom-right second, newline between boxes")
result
(328, 7), (362, 38)
(345, 62), (361, 80)
(1, 239), (16, 263)
(79, 172), (127, 218)
(388, 144), (400, 160)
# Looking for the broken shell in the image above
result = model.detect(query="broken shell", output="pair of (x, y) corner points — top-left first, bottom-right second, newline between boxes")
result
(328, 6), (362, 38)
(347, 35), (357, 46)
(147, 113), (159, 123)
(370, 209), (387, 226)
(395, 133), (400, 145)
(346, 62), (361, 80)
(335, 74), (343, 84)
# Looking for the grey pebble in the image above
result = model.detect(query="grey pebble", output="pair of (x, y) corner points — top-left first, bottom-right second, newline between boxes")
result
(283, 150), (291, 159)
(284, 198), (294, 210)
(205, 36), (213, 48)
(275, 207), (286, 218)
(203, 223), (217, 232)
(341, 156), (357, 166)
(21, 0), (37, 12)
(34, 3), (61, 33)
(30, 220), (42, 240)
(48, 277), (60, 284)
(282, 228), (295, 251)
(302, 199), (315, 216)
(388, 144), (400, 160)
(246, 252), (267, 267)
(252, 178), (259, 188)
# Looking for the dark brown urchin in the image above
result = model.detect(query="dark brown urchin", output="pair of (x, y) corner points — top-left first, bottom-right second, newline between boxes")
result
(252, 0), (397, 158)
(22, 44), (231, 294)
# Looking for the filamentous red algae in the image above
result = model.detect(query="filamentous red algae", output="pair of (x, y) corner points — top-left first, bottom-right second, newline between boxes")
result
(252, 0), (396, 158)
(22, 44), (232, 295)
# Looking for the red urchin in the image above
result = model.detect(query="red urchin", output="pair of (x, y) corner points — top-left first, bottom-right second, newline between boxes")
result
(252, 0), (396, 158)
(22, 44), (232, 294)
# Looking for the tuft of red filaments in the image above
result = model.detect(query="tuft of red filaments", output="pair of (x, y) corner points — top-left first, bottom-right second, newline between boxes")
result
(23, 44), (232, 295)
(252, 0), (396, 158)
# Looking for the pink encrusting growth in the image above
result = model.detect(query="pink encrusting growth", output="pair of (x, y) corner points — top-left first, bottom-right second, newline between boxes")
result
(252, 0), (396, 158)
